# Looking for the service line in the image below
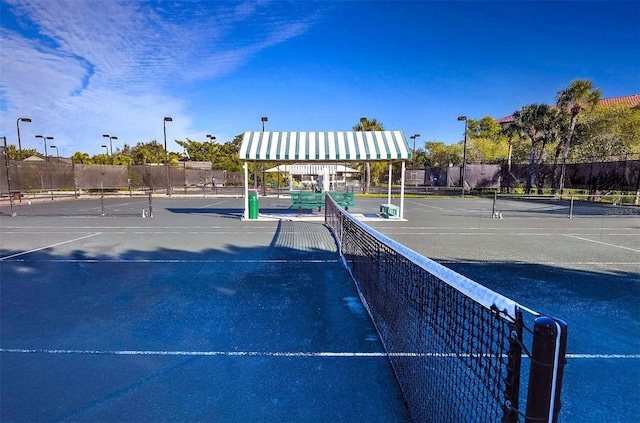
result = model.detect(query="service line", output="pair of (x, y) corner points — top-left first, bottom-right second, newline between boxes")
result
(0, 232), (102, 261)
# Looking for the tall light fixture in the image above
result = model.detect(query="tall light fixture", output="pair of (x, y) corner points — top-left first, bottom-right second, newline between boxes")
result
(35, 135), (54, 162)
(163, 117), (173, 195)
(457, 116), (468, 198)
(410, 133), (420, 169)
(16, 117), (32, 160)
(102, 134), (118, 164)
(50, 145), (59, 161)
(101, 144), (109, 156)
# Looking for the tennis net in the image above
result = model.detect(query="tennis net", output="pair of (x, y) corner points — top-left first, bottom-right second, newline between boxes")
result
(325, 195), (567, 423)
(0, 190), (153, 217)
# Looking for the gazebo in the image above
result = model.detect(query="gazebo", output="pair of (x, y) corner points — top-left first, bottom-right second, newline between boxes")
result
(238, 131), (412, 219)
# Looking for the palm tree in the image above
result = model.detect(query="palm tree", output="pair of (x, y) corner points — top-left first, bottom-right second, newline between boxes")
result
(353, 117), (384, 193)
(555, 80), (602, 192)
(511, 104), (557, 193)
(500, 122), (521, 192)
(71, 151), (92, 164)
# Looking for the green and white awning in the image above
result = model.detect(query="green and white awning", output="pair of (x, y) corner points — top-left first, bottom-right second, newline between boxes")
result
(239, 131), (411, 162)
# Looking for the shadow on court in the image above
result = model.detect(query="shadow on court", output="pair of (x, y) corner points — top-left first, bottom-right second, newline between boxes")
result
(0, 221), (410, 422)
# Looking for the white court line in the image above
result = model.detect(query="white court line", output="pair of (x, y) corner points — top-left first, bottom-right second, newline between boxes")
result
(436, 260), (639, 266)
(2, 349), (638, 359)
(4, 259), (339, 264)
(0, 233), (102, 261)
(565, 354), (640, 359)
(198, 200), (229, 208)
(562, 234), (640, 253)
(405, 200), (444, 211)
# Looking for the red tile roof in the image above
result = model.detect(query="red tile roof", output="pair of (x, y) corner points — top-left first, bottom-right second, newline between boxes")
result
(496, 94), (640, 124)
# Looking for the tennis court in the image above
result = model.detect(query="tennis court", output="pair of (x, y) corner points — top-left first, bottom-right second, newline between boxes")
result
(0, 197), (408, 422)
(1, 194), (638, 422)
(366, 195), (639, 422)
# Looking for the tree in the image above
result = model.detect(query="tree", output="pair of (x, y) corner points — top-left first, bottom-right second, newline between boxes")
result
(113, 153), (133, 166)
(511, 104), (559, 193)
(353, 117), (384, 193)
(130, 140), (164, 165)
(4, 144), (18, 160)
(175, 138), (219, 162)
(90, 153), (110, 165)
(214, 136), (243, 172)
(71, 151), (92, 164)
(555, 80), (602, 192)
(465, 116), (509, 163)
(424, 141), (462, 170)
(572, 103), (640, 161)
(500, 122), (523, 172)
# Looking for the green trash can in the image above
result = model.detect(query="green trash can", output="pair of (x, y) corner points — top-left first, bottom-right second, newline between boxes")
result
(249, 190), (259, 219)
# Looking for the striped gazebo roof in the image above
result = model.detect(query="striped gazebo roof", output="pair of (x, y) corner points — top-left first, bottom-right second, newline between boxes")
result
(239, 131), (411, 162)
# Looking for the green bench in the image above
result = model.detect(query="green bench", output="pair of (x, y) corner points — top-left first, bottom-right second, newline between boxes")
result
(380, 203), (400, 219)
(291, 191), (355, 215)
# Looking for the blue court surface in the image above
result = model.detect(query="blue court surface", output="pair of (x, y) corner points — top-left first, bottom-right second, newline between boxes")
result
(1, 195), (639, 422)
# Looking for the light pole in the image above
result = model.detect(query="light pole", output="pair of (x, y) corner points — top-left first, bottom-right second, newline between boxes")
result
(1, 136), (11, 203)
(16, 117), (32, 160)
(50, 145), (59, 161)
(35, 135), (54, 162)
(102, 134), (117, 164)
(206, 134), (216, 194)
(410, 133), (420, 169)
(101, 144), (109, 157)
(260, 117), (268, 196)
(163, 117), (173, 195)
(457, 116), (468, 198)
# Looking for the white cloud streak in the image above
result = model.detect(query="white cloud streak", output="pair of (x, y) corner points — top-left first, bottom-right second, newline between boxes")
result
(0, 0), (321, 154)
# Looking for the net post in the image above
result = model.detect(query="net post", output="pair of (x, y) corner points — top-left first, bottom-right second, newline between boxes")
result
(148, 191), (153, 217)
(100, 188), (105, 216)
(569, 195), (574, 218)
(492, 191), (497, 218)
(525, 316), (568, 423)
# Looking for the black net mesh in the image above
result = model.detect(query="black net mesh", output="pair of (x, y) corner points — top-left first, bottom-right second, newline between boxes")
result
(0, 191), (152, 217)
(325, 197), (523, 423)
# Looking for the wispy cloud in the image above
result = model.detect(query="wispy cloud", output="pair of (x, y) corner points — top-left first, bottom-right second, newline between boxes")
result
(0, 0), (323, 153)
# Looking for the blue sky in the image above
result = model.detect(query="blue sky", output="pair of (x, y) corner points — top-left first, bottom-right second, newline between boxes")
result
(1, 0), (639, 157)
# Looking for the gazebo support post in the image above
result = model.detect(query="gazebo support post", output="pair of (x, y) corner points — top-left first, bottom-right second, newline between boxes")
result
(387, 161), (392, 206)
(243, 161), (249, 219)
(400, 161), (406, 219)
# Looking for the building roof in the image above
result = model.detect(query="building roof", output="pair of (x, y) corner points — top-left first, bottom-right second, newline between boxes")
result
(239, 131), (411, 162)
(496, 94), (640, 124)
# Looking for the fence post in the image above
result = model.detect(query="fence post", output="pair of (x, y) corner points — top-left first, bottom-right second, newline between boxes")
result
(148, 191), (153, 218)
(525, 316), (568, 423)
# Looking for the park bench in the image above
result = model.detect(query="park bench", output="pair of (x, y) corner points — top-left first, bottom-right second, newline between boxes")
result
(291, 191), (355, 215)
